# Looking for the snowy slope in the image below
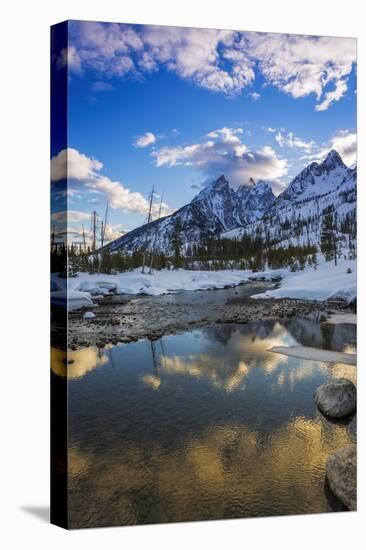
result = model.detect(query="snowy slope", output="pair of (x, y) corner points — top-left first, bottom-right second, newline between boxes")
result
(107, 175), (275, 254)
(106, 150), (356, 255)
(253, 257), (356, 303)
(223, 150), (356, 249)
(51, 268), (286, 310)
(276, 150), (353, 206)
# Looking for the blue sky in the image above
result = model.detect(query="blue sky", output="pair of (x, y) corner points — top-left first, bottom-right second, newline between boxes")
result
(51, 21), (356, 244)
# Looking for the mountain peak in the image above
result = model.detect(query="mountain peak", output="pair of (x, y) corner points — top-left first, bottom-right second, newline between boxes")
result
(210, 174), (229, 188)
(194, 174), (230, 200)
(321, 149), (344, 170)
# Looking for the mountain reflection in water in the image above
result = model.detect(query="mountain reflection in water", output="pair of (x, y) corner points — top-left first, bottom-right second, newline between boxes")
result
(55, 318), (356, 528)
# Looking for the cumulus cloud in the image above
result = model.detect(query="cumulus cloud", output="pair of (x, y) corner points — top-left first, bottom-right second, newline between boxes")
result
(152, 127), (288, 189)
(51, 148), (170, 216)
(134, 132), (157, 148)
(51, 210), (91, 223)
(329, 130), (357, 166)
(63, 22), (356, 110)
(249, 92), (261, 101)
(51, 148), (103, 182)
(66, 22), (255, 95)
(275, 130), (315, 153)
(304, 130), (356, 167)
(103, 223), (127, 242)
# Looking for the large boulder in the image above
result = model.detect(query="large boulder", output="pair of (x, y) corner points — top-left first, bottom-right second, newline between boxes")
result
(326, 446), (357, 511)
(314, 378), (356, 418)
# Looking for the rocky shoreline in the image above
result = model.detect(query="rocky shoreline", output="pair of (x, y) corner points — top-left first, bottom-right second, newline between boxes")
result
(52, 283), (353, 350)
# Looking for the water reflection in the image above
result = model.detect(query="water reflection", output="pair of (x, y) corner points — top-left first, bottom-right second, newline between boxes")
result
(51, 346), (109, 379)
(66, 319), (356, 528)
(68, 417), (352, 528)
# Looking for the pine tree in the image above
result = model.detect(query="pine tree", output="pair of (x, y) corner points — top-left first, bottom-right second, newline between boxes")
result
(67, 244), (79, 277)
(100, 250), (113, 274)
(320, 211), (340, 265)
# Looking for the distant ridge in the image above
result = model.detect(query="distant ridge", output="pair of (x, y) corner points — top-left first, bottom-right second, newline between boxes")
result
(106, 150), (356, 254)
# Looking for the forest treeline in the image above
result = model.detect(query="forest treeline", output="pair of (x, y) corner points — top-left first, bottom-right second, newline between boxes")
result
(51, 207), (356, 277)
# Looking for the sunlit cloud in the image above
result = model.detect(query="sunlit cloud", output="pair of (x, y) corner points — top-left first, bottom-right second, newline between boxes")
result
(51, 346), (109, 379)
(51, 147), (171, 216)
(303, 129), (356, 167)
(152, 127), (288, 189)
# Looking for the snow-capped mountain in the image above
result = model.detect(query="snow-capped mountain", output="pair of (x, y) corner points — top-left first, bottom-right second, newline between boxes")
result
(106, 150), (356, 255)
(275, 150), (354, 208)
(224, 150), (356, 248)
(107, 175), (275, 254)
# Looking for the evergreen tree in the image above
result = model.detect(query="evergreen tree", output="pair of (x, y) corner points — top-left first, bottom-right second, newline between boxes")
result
(100, 249), (113, 274)
(320, 211), (340, 265)
(67, 244), (79, 277)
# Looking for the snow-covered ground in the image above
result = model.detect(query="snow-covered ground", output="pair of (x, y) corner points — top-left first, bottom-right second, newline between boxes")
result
(51, 268), (286, 311)
(51, 257), (356, 311)
(253, 258), (356, 303)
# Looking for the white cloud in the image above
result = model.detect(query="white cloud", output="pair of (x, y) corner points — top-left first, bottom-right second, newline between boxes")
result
(66, 22), (255, 95)
(249, 92), (261, 101)
(103, 223), (127, 242)
(246, 33), (355, 110)
(152, 127), (288, 189)
(329, 130), (357, 166)
(64, 23), (356, 110)
(315, 79), (348, 111)
(51, 210), (91, 223)
(140, 26), (255, 94)
(275, 131), (315, 153)
(51, 148), (103, 181)
(134, 132), (157, 148)
(304, 130), (356, 167)
(51, 148), (170, 216)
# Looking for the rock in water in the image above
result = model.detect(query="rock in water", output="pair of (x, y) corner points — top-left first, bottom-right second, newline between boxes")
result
(326, 446), (357, 511)
(314, 378), (356, 418)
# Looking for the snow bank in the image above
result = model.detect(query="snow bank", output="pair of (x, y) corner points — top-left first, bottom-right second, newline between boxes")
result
(51, 268), (285, 310)
(268, 345), (357, 365)
(253, 258), (356, 303)
(50, 258), (356, 311)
